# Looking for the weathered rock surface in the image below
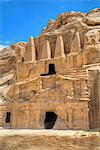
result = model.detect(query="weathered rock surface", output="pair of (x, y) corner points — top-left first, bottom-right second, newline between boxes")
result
(83, 8), (100, 25)
(0, 42), (26, 75)
(0, 9), (100, 132)
(42, 11), (85, 34)
(0, 42), (26, 103)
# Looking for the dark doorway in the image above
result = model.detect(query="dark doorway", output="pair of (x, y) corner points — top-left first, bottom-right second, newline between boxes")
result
(40, 64), (56, 76)
(5, 112), (11, 123)
(48, 64), (56, 75)
(44, 112), (57, 129)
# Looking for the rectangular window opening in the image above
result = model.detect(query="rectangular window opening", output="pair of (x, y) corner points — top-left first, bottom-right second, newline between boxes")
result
(48, 64), (56, 75)
(5, 112), (11, 123)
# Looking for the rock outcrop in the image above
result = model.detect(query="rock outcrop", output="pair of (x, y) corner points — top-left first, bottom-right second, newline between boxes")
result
(0, 9), (100, 131)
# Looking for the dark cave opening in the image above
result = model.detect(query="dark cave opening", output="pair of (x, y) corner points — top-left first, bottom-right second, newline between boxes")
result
(44, 112), (57, 129)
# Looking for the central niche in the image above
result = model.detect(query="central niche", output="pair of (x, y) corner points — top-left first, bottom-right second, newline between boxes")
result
(48, 64), (56, 75)
(44, 112), (57, 129)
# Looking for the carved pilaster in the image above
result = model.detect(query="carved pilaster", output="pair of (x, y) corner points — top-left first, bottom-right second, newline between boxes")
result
(68, 108), (73, 128)
(25, 110), (30, 128)
(36, 111), (41, 129)
(11, 105), (17, 128)
(83, 108), (89, 129)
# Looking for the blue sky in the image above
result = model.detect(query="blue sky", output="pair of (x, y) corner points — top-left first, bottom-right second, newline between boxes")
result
(0, 0), (100, 47)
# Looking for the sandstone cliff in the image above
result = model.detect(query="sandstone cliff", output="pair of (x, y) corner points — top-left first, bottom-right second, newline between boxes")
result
(0, 42), (26, 102)
(0, 9), (100, 149)
(0, 8), (100, 120)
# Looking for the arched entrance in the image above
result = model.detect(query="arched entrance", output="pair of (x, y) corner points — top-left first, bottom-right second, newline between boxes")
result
(44, 112), (57, 129)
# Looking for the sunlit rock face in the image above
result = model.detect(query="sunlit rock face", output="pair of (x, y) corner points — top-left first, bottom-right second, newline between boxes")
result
(83, 29), (100, 64)
(82, 8), (100, 25)
(0, 9), (100, 130)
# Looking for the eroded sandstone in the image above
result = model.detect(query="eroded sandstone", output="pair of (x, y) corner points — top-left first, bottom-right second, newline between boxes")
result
(0, 9), (100, 131)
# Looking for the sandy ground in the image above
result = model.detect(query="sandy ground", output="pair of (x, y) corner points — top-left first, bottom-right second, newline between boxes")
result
(0, 129), (100, 150)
